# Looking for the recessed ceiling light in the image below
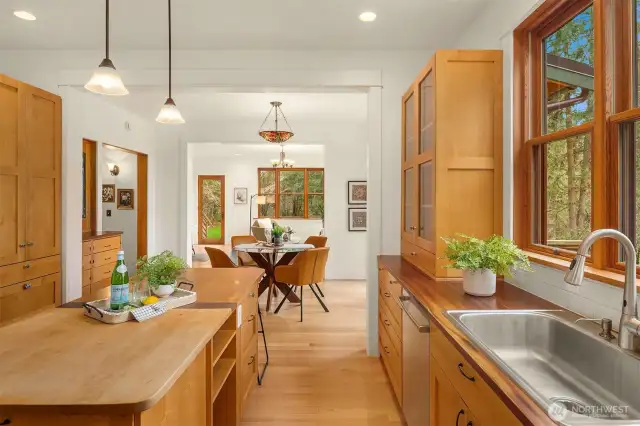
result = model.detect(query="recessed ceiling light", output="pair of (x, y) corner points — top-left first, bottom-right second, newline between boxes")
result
(13, 10), (36, 21)
(233, 153), (242, 156)
(359, 12), (376, 22)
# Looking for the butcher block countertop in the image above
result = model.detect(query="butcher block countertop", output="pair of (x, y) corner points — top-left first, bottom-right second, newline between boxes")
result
(181, 268), (264, 305)
(82, 230), (123, 241)
(378, 255), (564, 426)
(0, 307), (232, 414)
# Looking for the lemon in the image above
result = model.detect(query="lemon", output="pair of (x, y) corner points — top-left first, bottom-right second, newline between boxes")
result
(143, 296), (159, 305)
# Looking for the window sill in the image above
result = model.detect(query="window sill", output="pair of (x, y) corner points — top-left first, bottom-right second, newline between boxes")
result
(525, 250), (640, 290)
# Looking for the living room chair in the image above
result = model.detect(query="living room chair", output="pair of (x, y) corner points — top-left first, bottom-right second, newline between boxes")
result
(273, 247), (330, 322)
(231, 235), (259, 267)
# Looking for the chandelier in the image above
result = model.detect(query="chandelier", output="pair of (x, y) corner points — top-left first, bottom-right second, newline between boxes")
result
(259, 101), (294, 143)
(271, 144), (295, 168)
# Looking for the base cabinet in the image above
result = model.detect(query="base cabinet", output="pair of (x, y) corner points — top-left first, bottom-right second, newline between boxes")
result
(378, 267), (403, 406)
(431, 356), (479, 426)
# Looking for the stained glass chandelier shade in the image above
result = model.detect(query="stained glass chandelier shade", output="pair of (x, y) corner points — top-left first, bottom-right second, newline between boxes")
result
(259, 101), (294, 143)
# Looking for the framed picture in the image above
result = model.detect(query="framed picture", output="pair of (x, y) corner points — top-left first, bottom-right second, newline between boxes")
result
(348, 208), (367, 232)
(102, 184), (115, 203)
(234, 187), (248, 204)
(117, 189), (134, 210)
(348, 181), (367, 205)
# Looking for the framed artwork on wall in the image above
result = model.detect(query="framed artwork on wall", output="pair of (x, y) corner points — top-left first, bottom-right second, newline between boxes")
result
(102, 184), (115, 203)
(117, 189), (134, 210)
(348, 207), (367, 232)
(348, 181), (367, 205)
(234, 187), (248, 204)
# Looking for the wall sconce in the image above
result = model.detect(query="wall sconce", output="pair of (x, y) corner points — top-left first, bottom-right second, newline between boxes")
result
(107, 163), (120, 176)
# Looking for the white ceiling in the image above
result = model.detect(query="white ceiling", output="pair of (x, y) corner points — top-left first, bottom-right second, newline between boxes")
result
(1, 0), (493, 50)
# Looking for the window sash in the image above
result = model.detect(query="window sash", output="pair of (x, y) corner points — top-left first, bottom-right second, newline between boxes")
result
(257, 168), (324, 219)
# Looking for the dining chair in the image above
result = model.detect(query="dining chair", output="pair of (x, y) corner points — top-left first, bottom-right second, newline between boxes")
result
(231, 235), (259, 267)
(303, 236), (328, 296)
(273, 247), (330, 322)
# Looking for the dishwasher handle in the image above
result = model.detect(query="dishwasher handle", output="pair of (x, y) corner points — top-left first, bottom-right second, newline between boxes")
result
(398, 295), (430, 333)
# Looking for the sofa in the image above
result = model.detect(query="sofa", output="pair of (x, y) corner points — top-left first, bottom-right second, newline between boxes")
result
(251, 218), (278, 242)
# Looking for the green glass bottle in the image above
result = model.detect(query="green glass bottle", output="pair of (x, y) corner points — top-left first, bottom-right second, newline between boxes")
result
(110, 250), (129, 310)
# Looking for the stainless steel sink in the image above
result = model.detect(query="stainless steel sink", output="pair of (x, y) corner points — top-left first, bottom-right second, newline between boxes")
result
(445, 310), (640, 425)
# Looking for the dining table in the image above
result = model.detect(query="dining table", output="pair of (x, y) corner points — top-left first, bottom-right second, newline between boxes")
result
(233, 242), (315, 311)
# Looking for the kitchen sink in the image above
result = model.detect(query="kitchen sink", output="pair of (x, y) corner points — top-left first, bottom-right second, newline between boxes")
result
(445, 310), (640, 425)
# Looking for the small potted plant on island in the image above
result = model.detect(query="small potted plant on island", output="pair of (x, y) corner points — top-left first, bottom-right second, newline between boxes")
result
(442, 234), (531, 296)
(271, 225), (285, 246)
(136, 250), (188, 298)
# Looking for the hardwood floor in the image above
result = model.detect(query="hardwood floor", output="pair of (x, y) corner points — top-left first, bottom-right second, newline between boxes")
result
(241, 280), (403, 426)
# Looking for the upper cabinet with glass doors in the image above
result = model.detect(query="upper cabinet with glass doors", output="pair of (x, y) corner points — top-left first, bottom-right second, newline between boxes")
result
(400, 51), (504, 279)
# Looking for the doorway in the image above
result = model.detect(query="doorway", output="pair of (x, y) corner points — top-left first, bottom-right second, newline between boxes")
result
(198, 175), (225, 244)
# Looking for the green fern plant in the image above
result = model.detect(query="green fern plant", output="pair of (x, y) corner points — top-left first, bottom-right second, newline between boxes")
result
(136, 251), (188, 288)
(442, 234), (532, 277)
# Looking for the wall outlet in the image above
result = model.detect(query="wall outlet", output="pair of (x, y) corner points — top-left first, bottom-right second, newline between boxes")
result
(106, 210), (112, 217)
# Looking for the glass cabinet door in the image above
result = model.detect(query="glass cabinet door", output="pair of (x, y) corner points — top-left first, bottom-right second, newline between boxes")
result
(416, 69), (435, 252)
(417, 161), (434, 252)
(419, 71), (434, 156)
(404, 93), (416, 164)
(403, 167), (415, 238)
(402, 89), (417, 242)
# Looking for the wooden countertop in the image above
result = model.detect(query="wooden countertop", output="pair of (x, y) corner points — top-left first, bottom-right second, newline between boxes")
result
(82, 230), (123, 241)
(0, 307), (232, 414)
(181, 268), (264, 305)
(378, 255), (560, 426)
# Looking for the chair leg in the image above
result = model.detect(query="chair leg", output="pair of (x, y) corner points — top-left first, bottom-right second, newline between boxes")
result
(300, 286), (303, 322)
(310, 284), (330, 312)
(265, 281), (274, 312)
(274, 285), (294, 314)
(315, 283), (325, 297)
(257, 306), (268, 385)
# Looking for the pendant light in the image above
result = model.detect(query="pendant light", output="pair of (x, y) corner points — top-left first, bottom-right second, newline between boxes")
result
(259, 101), (294, 143)
(156, 0), (185, 124)
(85, 0), (129, 96)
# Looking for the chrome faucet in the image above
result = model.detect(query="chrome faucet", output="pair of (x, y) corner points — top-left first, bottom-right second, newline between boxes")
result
(565, 229), (639, 351)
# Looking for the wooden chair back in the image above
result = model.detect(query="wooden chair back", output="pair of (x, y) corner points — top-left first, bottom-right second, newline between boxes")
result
(304, 236), (327, 248)
(205, 247), (237, 268)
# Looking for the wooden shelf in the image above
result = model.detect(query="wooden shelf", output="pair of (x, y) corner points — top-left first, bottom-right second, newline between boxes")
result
(211, 358), (236, 403)
(211, 329), (235, 366)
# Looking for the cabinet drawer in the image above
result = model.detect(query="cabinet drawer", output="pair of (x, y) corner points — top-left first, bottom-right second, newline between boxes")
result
(92, 236), (120, 253)
(379, 298), (401, 353)
(379, 269), (402, 300)
(82, 241), (92, 256)
(241, 334), (258, 402)
(379, 283), (402, 327)
(81, 284), (90, 301)
(0, 255), (61, 288)
(92, 249), (120, 268)
(402, 240), (436, 276)
(431, 326), (521, 426)
(83, 254), (92, 271)
(0, 273), (59, 324)
(90, 279), (111, 301)
(241, 292), (258, 353)
(92, 262), (116, 284)
(82, 269), (91, 287)
(379, 319), (402, 404)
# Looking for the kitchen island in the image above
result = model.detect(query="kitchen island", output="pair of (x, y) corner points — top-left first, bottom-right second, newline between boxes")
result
(0, 307), (238, 426)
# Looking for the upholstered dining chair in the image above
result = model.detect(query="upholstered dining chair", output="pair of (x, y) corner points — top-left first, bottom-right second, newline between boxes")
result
(273, 247), (330, 322)
(205, 247), (237, 268)
(231, 235), (259, 267)
(303, 236), (328, 296)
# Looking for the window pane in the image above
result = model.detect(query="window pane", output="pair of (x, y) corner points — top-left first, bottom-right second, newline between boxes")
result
(280, 194), (305, 217)
(280, 170), (304, 193)
(618, 121), (640, 262)
(543, 6), (594, 134)
(533, 134), (592, 251)
(259, 170), (276, 194)
(308, 194), (324, 218)
(308, 170), (324, 193)
(200, 177), (222, 242)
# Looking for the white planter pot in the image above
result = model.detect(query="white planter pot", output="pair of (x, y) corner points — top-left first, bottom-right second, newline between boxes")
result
(462, 269), (496, 297)
(152, 283), (176, 298)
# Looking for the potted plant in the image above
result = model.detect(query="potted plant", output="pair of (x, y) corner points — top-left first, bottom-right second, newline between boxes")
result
(442, 234), (531, 296)
(271, 225), (285, 246)
(136, 251), (188, 298)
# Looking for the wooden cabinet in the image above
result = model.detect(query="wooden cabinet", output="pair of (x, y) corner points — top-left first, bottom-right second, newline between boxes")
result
(378, 267), (403, 406)
(238, 284), (259, 415)
(431, 356), (478, 426)
(401, 51), (503, 279)
(0, 74), (61, 322)
(81, 234), (121, 301)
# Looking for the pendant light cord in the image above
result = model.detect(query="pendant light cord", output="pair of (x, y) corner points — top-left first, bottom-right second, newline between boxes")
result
(168, 0), (172, 99)
(105, 0), (110, 60)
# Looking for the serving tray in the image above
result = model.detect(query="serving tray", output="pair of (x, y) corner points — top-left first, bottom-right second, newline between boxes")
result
(83, 282), (197, 324)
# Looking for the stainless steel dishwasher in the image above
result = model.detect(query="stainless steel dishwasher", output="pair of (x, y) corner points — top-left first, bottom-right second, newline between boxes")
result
(400, 288), (431, 426)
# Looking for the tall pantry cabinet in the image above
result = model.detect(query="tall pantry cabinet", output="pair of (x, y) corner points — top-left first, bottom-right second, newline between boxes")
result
(0, 74), (62, 324)
(401, 50), (503, 279)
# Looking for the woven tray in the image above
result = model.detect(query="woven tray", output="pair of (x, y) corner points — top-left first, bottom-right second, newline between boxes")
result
(83, 282), (197, 324)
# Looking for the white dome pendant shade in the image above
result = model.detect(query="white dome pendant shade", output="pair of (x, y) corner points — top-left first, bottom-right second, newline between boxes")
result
(156, 0), (185, 124)
(156, 98), (185, 124)
(85, 0), (129, 96)
(85, 58), (129, 96)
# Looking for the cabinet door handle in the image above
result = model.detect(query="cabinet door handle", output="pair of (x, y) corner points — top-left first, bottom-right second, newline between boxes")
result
(23, 263), (31, 269)
(467, 422), (473, 426)
(26, 241), (34, 246)
(18, 243), (26, 248)
(247, 314), (255, 322)
(249, 292), (256, 298)
(247, 355), (255, 365)
(23, 283), (32, 290)
(384, 292), (391, 298)
(383, 346), (391, 354)
(458, 363), (476, 382)
(384, 319), (391, 326)
(456, 409), (464, 426)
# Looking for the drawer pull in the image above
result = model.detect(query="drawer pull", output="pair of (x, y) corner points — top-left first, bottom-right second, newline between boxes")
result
(389, 280), (398, 284)
(247, 314), (255, 322)
(249, 292), (256, 298)
(456, 409), (464, 426)
(411, 252), (417, 256)
(18, 242), (26, 248)
(103, 244), (111, 249)
(467, 422), (473, 426)
(104, 257), (111, 262)
(383, 319), (391, 326)
(247, 355), (256, 365)
(383, 346), (391, 354)
(23, 263), (31, 269)
(27, 241), (34, 246)
(458, 363), (476, 382)
(384, 292), (391, 298)
(23, 283), (32, 290)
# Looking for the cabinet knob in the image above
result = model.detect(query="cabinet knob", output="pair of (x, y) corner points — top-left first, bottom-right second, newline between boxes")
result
(384, 319), (391, 326)
(23, 283), (32, 290)
(26, 241), (34, 246)
(384, 292), (391, 297)
(23, 263), (31, 269)
(383, 346), (390, 354)
(18, 243), (26, 248)
(409, 226), (416, 230)
(249, 292), (256, 298)
(411, 252), (417, 256)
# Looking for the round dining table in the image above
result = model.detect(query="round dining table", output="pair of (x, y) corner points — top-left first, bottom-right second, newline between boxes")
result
(233, 243), (315, 311)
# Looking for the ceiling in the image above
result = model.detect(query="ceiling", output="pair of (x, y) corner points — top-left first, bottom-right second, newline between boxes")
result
(1, 0), (493, 50)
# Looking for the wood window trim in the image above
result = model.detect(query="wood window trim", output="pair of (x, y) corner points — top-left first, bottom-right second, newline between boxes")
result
(257, 168), (324, 219)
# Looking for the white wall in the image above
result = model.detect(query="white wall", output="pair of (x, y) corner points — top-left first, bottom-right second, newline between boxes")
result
(101, 149), (138, 272)
(455, 0), (632, 325)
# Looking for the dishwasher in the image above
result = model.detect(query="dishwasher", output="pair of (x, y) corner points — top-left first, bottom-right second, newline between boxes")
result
(400, 288), (431, 426)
